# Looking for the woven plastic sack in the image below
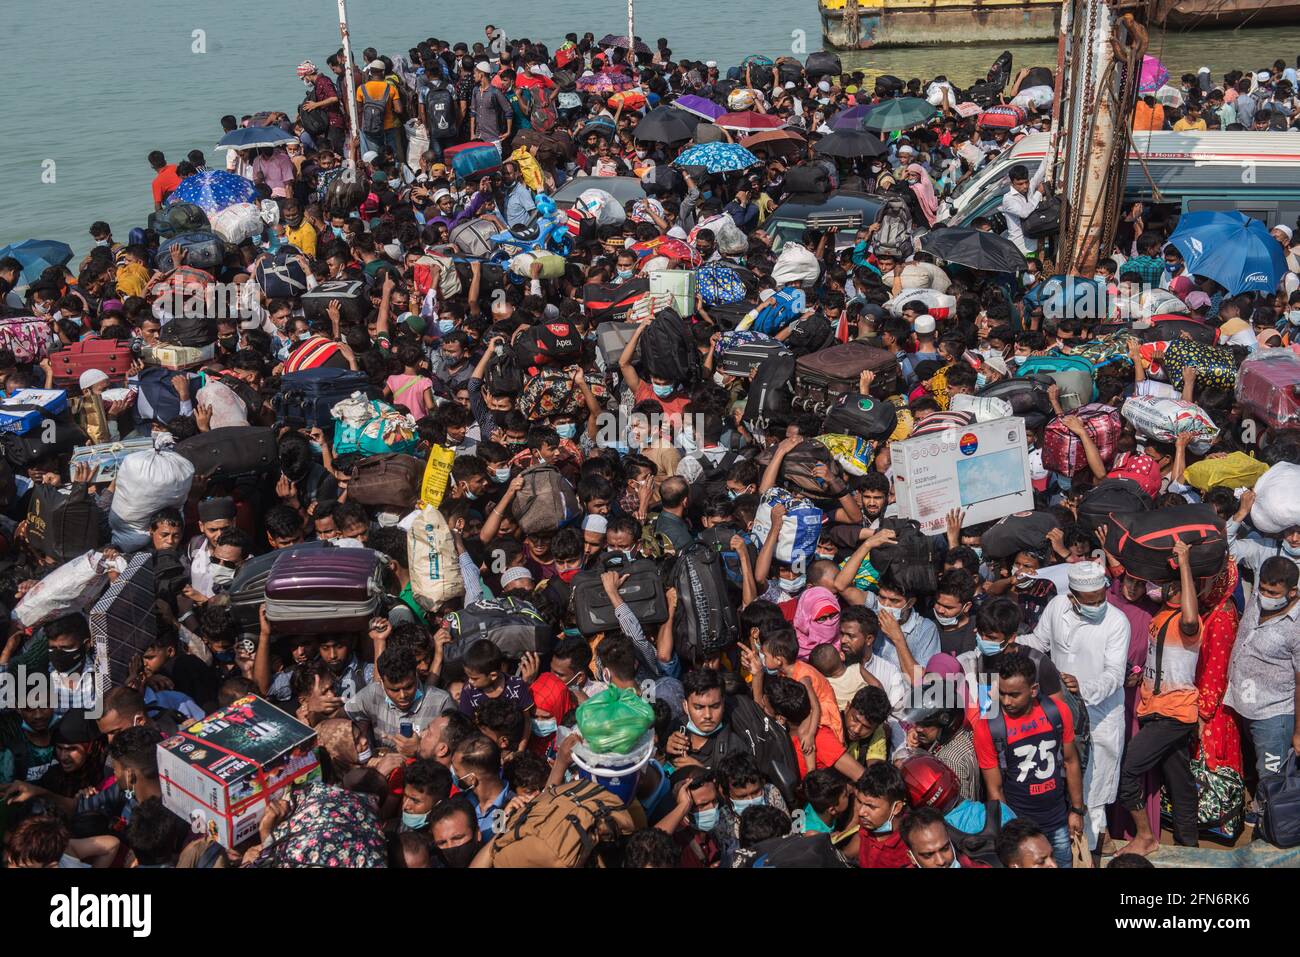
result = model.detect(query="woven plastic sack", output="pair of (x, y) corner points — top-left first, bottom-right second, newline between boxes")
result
(1183, 452), (1269, 493)
(816, 433), (874, 477)
(1120, 395), (1219, 454)
(574, 686), (656, 755)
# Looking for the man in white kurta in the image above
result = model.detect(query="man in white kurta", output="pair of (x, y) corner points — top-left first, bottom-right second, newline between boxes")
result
(1018, 563), (1131, 848)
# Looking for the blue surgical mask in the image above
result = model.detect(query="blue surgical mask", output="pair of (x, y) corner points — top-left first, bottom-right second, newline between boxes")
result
(686, 719), (722, 738)
(732, 795), (767, 813)
(691, 807), (720, 831)
(402, 810), (430, 830)
(1072, 596), (1108, 624)
(556, 423), (577, 440)
(332, 226), (346, 239)
(727, 489), (738, 501)
(975, 634), (1004, 656)
(759, 651), (780, 675)
(1283, 540), (1300, 558)
(437, 318), (456, 335)
(465, 489), (479, 501)
(971, 546), (983, 561)
(652, 383), (675, 399)
(532, 717), (558, 737)
(975, 373), (987, 390)
(617, 268), (634, 281)
(778, 574), (805, 594)
(493, 467), (512, 483)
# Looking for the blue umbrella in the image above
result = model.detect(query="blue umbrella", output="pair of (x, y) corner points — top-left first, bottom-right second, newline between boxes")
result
(0, 239), (74, 285)
(167, 170), (258, 215)
(216, 127), (298, 151)
(672, 142), (759, 174)
(1166, 211), (1288, 296)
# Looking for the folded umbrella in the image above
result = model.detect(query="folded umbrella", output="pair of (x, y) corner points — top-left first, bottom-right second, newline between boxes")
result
(919, 227), (1029, 273)
(216, 127), (299, 151)
(814, 129), (887, 159)
(0, 239), (75, 286)
(1166, 210), (1288, 296)
(633, 106), (697, 143)
(862, 97), (939, 133)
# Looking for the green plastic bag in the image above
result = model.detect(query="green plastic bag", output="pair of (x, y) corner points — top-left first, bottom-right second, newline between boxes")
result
(575, 687), (655, 755)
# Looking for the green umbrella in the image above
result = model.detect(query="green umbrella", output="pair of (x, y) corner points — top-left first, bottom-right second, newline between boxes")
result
(862, 97), (939, 133)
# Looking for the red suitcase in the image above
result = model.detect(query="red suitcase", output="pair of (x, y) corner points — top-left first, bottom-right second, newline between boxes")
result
(264, 547), (383, 634)
(50, 340), (133, 389)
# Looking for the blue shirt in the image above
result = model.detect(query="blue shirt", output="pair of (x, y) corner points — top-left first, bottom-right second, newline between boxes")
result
(474, 783), (513, 838)
(503, 182), (536, 228)
(872, 614), (941, 670)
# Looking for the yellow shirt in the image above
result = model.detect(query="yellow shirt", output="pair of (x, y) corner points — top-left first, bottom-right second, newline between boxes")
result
(1173, 117), (1207, 132)
(284, 222), (317, 258)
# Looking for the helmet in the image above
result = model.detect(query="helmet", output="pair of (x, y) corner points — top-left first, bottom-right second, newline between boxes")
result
(900, 754), (961, 813)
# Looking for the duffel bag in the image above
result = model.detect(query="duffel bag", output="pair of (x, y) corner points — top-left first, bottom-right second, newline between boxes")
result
(1120, 395), (1219, 455)
(159, 231), (226, 272)
(1161, 338), (1237, 391)
(450, 218), (497, 258)
(822, 392), (897, 442)
(346, 453), (423, 510)
(976, 375), (1055, 430)
(1103, 504), (1226, 583)
(1258, 750), (1300, 849)
(1076, 477), (1153, 532)
(514, 321), (582, 370)
(511, 465), (581, 534)
(1041, 403), (1121, 476)
(447, 596), (552, 661)
(302, 279), (368, 325)
(1183, 452), (1269, 494)
(1017, 354), (1097, 408)
(981, 510), (1062, 561)
(570, 557), (668, 637)
(778, 439), (848, 499)
(254, 250), (310, 299)
(868, 517), (937, 596)
(519, 367), (580, 421)
(174, 426), (277, 480)
(1136, 316), (1217, 346)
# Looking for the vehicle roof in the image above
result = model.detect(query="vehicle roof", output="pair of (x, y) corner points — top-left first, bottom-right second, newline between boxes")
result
(552, 176), (646, 204)
(771, 188), (884, 222)
(1009, 130), (1300, 163)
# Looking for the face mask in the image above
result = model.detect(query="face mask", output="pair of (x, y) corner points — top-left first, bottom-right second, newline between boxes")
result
(879, 604), (906, 621)
(652, 383), (674, 399)
(1259, 593), (1290, 612)
(213, 649), (237, 664)
(531, 716), (560, 738)
(975, 634), (1004, 656)
(435, 318), (457, 336)
(971, 546), (983, 561)
(759, 651), (780, 676)
(727, 489), (738, 501)
(402, 810), (430, 830)
(778, 574), (805, 594)
(556, 423), (577, 440)
(210, 565), (237, 588)
(493, 467), (512, 483)
(464, 489), (479, 501)
(1283, 540), (1300, 558)
(732, 795), (766, 813)
(686, 718), (721, 738)
(1072, 597), (1108, 624)
(49, 647), (85, 672)
(1288, 310), (1300, 326)
(356, 747), (372, 764)
(440, 839), (480, 868)
(332, 226), (346, 239)
(679, 431), (698, 454)
(974, 373), (987, 390)
(874, 809), (897, 834)
(935, 612), (959, 627)
(218, 335), (239, 352)
(617, 268), (635, 281)
(712, 370), (729, 387)
(691, 807), (720, 831)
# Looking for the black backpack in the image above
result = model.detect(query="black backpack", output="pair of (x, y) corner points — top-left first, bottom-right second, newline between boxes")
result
(741, 353), (796, 435)
(422, 84), (456, 138)
(299, 93), (329, 137)
(748, 831), (849, 868)
(640, 307), (698, 384)
(671, 541), (739, 665)
(822, 391), (897, 442)
(986, 689), (1090, 778)
(484, 348), (524, 396)
(725, 694), (800, 808)
(944, 799), (1004, 868)
(360, 83), (392, 136)
(868, 517), (936, 595)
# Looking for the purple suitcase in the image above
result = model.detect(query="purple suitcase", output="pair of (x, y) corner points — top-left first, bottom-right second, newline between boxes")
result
(264, 547), (383, 634)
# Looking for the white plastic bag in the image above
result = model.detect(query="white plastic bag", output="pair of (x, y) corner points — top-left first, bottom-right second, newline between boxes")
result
(196, 380), (249, 428)
(750, 487), (824, 564)
(576, 189), (626, 227)
(1011, 85), (1054, 111)
(950, 393), (1014, 423)
(406, 119), (429, 169)
(110, 433), (196, 528)
(14, 550), (126, 628)
(1120, 395), (1219, 454)
(209, 203), (265, 244)
(885, 288), (958, 320)
(1251, 463), (1300, 535)
(771, 242), (822, 288)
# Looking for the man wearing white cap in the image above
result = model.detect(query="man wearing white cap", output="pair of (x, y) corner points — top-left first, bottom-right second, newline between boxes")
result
(469, 60), (512, 144)
(1274, 224), (1300, 296)
(1017, 560), (1130, 853)
(581, 514), (608, 559)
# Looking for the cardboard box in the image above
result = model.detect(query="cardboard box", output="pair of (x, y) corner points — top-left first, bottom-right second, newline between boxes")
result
(890, 416), (1033, 535)
(0, 388), (67, 434)
(158, 695), (320, 849)
(649, 269), (698, 318)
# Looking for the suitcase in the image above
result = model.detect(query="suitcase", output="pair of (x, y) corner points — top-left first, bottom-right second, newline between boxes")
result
(50, 341), (133, 390)
(0, 318), (53, 364)
(0, 389), (68, 434)
(254, 250), (310, 299)
(976, 375), (1056, 430)
(302, 279), (368, 326)
(793, 340), (900, 413)
(822, 391), (898, 442)
(1103, 504), (1227, 583)
(1017, 354), (1097, 409)
(1041, 403), (1121, 476)
(143, 343), (214, 370)
(594, 321), (639, 371)
(446, 140), (502, 181)
(981, 510), (1061, 561)
(716, 331), (792, 378)
(273, 367), (372, 428)
(159, 230), (226, 271)
(1238, 349), (1300, 430)
(175, 426), (278, 480)
(570, 557), (668, 637)
(742, 353), (796, 434)
(228, 541), (332, 633)
(346, 453), (423, 509)
(263, 546), (384, 634)
(71, 437), (157, 483)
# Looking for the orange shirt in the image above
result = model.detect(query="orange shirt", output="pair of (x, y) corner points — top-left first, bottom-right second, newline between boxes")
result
(357, 79), (400, 130)
(1133, 101), (1165, 132)
(1137, 608), (1202, 724)
(791, 660), (845, 742)
(790, 725), (848, 778)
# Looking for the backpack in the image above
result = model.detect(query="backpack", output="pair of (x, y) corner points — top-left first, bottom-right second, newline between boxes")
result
(672, 541), (740, 665)
(873, 195), (913, 255)
(945, 799), (1005, 868)
(446, 596), (552, 661)
(725, 694), (800, 807)
(422, 84), (457, 138)
(299, 92), (329, 137)
(986, 691), (1090, 779)
(360, 83), (393, 136)
(484, 348), (524, 396)
(741, 353), (796, 434)
(748, 832), (849, 868)
(510, 465), (580, 534)
(486, 779), (635, 868)
(640, 307), (699, 384)
(522, 86), (558, 133)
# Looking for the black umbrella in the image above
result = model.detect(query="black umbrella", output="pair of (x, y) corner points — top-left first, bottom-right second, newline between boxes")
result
(641, 165), (685, 196)
(919, 227), (1029, 273)
(814, 129), (888, 159)
(633, 106), (697, 143)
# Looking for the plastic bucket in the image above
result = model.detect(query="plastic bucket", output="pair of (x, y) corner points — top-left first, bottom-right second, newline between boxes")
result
(568, 733), (655, 806)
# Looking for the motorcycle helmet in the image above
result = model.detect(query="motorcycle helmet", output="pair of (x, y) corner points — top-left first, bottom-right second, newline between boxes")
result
(900, 754), (961, 813)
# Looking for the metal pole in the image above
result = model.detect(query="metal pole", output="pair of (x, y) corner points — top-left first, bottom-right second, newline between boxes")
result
(337, 0), (362, 174)
(627, 0), (635, 75)
(1044, 0), (1072, 192)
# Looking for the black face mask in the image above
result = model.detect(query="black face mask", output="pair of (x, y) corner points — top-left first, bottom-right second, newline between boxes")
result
(218, 335), (239, 353)
(50, 646), (85, 672)
(439, 839), (480, 868)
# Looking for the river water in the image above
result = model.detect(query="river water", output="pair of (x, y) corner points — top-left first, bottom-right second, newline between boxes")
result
(0, 0), (1296, 251)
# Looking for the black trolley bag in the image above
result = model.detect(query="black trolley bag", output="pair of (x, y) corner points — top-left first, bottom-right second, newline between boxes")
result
(1102, 503), (1227, 583)
(175, 426), (278, 480)
(741, 353), (796, 434)
(570, 555), (668, 637)
(793, 340), (900, 414)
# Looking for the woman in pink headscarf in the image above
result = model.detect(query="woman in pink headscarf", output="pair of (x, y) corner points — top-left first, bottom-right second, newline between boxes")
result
(1168, 274), (1196, 301)
(906, 163), (939, 227)
(794, 586), (841, 661)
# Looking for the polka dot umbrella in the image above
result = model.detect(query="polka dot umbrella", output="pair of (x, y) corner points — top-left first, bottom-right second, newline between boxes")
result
(167, 169), (259, 215)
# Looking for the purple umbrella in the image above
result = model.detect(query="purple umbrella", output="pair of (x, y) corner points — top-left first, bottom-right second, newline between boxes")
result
(830, 104), (874, 130)
(576, 71), (635, 94)
(673, 94), (725, 122)
(1138, 55), (1169, 94)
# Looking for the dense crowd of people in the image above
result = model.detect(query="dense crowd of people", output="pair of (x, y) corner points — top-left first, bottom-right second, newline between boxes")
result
(1, 25), (1300, 871)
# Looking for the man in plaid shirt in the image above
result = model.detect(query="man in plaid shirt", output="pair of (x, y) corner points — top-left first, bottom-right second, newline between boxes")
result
(1123, 231), (1167, 288)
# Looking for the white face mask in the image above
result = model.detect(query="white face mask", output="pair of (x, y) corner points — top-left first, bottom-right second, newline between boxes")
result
(1259, 592), (1291, 612)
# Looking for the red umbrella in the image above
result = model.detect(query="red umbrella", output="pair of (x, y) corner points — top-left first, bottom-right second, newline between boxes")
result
(716, 112), (785, 133)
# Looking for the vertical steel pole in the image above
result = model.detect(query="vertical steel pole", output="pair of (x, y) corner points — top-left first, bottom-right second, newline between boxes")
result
(338, 0), (362, 173)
